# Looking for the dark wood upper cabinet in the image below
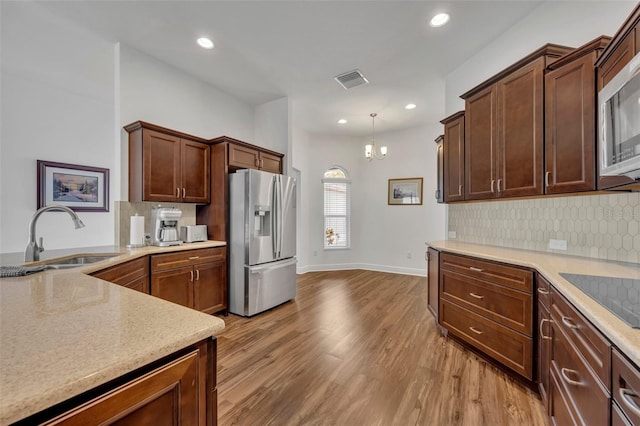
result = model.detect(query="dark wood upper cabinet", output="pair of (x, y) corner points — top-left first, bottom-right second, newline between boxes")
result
(197, 136), (284, 242)
(462, 44), (573, 201)
(544, 37), (611, 194)
(440, 111), (465, 202)
(125, 121), (210, 204)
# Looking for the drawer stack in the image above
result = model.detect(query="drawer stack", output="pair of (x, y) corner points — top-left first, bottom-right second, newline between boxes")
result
(549, 285), (611, 424)
(439, 252), (534, 379)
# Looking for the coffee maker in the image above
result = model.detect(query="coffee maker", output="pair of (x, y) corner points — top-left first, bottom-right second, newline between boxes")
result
(151, 206), (183, 247)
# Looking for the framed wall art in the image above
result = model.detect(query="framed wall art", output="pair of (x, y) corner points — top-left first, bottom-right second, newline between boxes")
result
(37, 160), (109, 212)
(388, 177), (423, 205)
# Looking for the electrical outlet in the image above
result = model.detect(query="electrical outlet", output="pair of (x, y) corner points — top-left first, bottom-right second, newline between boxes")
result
(448, 231), (457, 239)
(313, 250), (318, 257)
(407, 251), (412, 259)
(549, 239), (567, 251)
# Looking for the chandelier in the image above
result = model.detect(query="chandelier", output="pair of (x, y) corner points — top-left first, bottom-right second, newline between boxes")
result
(365, 113), (387, 161)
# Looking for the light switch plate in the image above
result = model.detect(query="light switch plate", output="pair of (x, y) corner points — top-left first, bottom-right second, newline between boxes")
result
(448, 231), (457, 239)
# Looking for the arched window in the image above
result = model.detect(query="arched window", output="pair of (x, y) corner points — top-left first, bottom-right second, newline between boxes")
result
(323, 166), (350, 249)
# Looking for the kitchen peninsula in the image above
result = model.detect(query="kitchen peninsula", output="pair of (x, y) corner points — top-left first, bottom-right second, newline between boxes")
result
(0, 242), (226, 425)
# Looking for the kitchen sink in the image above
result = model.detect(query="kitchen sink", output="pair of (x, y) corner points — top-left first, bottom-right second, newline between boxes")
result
(42, 253), (120, 269)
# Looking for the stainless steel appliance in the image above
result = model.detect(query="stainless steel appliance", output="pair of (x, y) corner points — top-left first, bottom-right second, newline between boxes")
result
(229, 169), (296, 316)
(560, 273), (640, 328)
(180, 225), (208, 243)
(599, 50), (640, 188)
(150, 206), (183, 247)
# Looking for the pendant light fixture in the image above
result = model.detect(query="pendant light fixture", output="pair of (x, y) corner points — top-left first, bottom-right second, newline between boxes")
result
(365, 113), (387, 161)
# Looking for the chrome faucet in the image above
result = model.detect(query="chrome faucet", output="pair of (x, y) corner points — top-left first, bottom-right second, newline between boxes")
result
(25, 205), (86, 262)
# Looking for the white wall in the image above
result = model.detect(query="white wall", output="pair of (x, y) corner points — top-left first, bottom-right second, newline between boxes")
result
(1, 2), (116, 253)
(292, 123), (446, 276)
(254, 97), (289, 172)
(445, 1), (637, 114)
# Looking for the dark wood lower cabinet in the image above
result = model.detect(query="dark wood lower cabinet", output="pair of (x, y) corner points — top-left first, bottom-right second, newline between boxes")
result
(22, 339), (217, 426)
(426, 247), (439, 320)
(151, 247), (227, 314)
(91, 257), (149, 294)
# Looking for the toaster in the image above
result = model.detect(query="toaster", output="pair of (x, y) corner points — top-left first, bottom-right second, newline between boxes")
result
(180, 225), (208, 243)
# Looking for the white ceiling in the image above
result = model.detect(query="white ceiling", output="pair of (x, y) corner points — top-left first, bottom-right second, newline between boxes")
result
(37, 0), (545, 136)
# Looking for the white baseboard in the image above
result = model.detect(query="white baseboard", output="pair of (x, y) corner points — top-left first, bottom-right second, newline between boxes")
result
(297, 263), (426, 277)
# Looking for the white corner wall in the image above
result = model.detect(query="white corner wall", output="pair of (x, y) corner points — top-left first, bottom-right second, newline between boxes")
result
(254, 97), (289, 172)
(1, 2), (116, 253)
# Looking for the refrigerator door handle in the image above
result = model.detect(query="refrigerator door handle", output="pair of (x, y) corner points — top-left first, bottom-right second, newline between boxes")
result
(276, 175), (284, 259)
(270, 175), (278, 259)
(249, 258), (297, 273)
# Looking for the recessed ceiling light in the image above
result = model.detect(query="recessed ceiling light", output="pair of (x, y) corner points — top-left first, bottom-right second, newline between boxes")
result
(430, 13), (450, 28)
(197, 37), (214, 49)
(338, 119), (347, 124)
(405, 103), (417, 110)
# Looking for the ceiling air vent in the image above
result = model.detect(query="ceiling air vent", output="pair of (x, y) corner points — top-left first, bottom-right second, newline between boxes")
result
(334, 69), (369, 90)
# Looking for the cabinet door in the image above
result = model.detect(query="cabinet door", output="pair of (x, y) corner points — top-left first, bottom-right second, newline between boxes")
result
(259, 152), (282, 173)
(151, 267), (194, 309)
(427, 248), (439, 321)
(43, 350), (202, 425)
(497, 58), (544, 198)
(538, 300), (551, 413)
(443, 115), (465, 202)
(194, 261), (227, 314)
(91, 257), (149, 294)
(545, 53), (597, 194)
(181, 139), (210, 203)
(229, 143), (260, 169)
(435, 137), (444, 203)
(143, 129), (181, 202)
(465, 85), (497, 200)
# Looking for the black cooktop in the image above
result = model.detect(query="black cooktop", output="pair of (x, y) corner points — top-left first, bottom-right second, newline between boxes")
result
(560, 273), (640, 328)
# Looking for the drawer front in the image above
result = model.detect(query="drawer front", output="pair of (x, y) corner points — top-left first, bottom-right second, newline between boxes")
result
(551, 317), (610, 426)
(440, 252), (533, 292)
(613, 402), (634, 426)
(613, 348), (640, 425)
(551, 285), (611, 389)
(550, 366), (580, 426)
(152, 247), (226, 271)
(440, 298), (532, 379)
(537, 274), (551, 309)
(441, 270), (532, 335)
(91, 257), (148, 286)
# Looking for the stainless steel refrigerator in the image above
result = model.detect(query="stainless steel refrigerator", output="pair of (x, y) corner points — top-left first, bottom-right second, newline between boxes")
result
(229, 169), (297, 316)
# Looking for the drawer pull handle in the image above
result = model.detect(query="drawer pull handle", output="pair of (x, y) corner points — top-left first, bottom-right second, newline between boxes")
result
(469, 326), (484, 335)
(561, 316), (578, 329)
(620, 388), (640, 417)
(189, 256), (200, 260)
(469, 292), (484, 300)
(539, 318), (552, 340)
(537, 288), (549, 295)
(469, 267), (483, 272)
(560, 368), (583, 386)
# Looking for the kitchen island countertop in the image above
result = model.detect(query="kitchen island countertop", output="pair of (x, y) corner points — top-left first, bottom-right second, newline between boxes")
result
(427, 240), (640, 366)
(0, 241), (226, 424)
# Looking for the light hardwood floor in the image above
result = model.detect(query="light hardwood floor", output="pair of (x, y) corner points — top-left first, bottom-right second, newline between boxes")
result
(215, 270), (548, 426)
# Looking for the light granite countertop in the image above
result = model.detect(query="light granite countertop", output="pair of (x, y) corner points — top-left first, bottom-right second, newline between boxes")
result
(426, 240), (640, 366)
(0, 241), (227, 425)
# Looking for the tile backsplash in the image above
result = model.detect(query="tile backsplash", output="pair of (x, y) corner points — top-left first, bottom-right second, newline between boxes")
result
(115, 201), (196, 247)
(448, 192), (639, 264)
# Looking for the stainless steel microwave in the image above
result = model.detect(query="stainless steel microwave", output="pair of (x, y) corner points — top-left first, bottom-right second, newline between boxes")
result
(599, 50), (640, 182)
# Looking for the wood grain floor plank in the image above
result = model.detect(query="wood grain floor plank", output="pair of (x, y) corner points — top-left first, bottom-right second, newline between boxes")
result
(216, 270), (547, 425)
